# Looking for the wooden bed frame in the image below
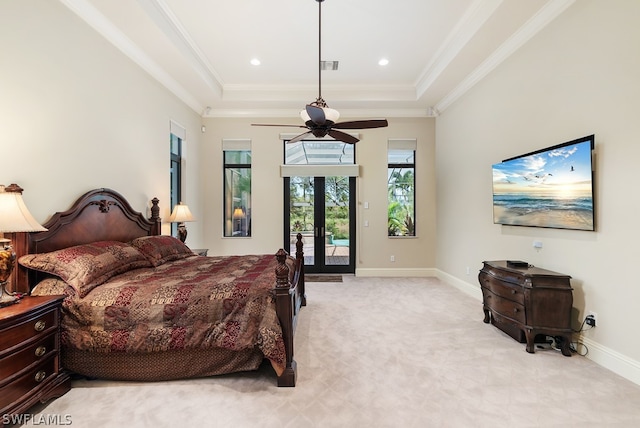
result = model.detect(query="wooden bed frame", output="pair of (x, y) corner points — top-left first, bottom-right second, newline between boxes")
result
(11, 188), (306, 387)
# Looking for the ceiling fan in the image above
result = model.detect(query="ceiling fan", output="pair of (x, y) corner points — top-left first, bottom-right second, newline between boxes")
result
(252, 0), (388, 144)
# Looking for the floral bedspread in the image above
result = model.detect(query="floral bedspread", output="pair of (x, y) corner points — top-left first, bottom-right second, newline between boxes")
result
(33, 254), (286, 375)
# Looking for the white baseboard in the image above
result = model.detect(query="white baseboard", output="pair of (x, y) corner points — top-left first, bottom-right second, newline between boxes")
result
(578, 336), (640, 386)
(355, 267), (640, 387)
(355, 267), (436, 277)
(435, 269), (483, 300)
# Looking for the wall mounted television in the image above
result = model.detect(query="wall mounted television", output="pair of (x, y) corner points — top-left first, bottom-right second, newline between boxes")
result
(492, 134), (595, 231)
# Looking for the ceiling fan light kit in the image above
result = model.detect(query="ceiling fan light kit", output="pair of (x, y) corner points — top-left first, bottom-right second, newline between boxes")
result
(300, 100), (340, 125)
(252, 0), (388, 144)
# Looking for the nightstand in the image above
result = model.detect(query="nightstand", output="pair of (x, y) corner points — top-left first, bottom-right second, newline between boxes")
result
(1, 295), (71, 417)
(192, 249), (208, 256)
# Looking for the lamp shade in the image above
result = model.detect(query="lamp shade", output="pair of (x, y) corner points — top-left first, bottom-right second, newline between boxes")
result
(300, 106), (340, 124)
(232, 207), (245, 219)
(169, 202), (194, 223)
(0, 184), (47, 233)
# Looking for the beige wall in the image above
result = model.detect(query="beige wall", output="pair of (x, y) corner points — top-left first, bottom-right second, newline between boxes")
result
(201, 117), (436, 271)
(1, 0), (203, 244)
(435, 0), (640, 383)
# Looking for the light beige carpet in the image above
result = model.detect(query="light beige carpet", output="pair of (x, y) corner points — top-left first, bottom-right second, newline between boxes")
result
(28, 276), (640, 427)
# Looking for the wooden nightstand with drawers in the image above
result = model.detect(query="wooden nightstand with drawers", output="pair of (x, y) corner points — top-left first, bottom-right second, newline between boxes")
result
(0, 295), (71, 417)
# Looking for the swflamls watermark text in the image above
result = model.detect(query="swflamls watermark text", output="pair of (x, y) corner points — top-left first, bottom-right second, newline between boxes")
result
(2, 414), (72, 426)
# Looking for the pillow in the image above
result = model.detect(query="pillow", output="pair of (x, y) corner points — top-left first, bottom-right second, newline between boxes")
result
(19, 241), (152, 297)
(129, 235), (196, 267)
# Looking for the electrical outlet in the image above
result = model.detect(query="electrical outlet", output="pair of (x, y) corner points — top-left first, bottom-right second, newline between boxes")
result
(390, 255), (395, 262)
(586, 311), (597, 327)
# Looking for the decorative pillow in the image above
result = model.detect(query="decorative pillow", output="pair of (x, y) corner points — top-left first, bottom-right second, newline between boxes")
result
(31, 277), (76, 299)
(129, 235), (196, 267)
(19, 241), (152, 297)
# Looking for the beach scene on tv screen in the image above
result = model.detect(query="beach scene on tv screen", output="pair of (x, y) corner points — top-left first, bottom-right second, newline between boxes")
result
(492, 139), (594, 230)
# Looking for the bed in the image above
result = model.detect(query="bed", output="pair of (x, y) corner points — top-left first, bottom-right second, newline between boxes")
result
(12, 188), (305, 387)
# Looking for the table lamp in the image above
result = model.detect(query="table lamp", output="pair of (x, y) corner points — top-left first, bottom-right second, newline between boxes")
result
(0, 183), (47, 306)
(169, 202), (194, 243)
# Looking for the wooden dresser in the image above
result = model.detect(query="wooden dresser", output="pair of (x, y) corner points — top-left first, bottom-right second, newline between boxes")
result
(1, 296), (71, 417)
(478, 261), (573, 356)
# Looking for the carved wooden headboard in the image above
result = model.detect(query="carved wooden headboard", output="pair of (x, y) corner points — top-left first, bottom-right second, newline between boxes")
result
(11, 188), (161, 293)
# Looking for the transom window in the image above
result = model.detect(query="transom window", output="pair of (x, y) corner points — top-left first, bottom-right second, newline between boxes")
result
(285, 141), (354, 165)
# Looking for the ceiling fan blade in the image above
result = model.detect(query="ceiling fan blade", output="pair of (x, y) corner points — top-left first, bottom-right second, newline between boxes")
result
(251, 124), (307, 128)
(287, 131), (313, 144)
(328, 129), (360, 144)
(333, 119), (389, 130)
(306, 105), (326, 125)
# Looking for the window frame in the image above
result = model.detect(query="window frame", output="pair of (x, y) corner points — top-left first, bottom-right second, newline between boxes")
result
(387, 140), (416, 237)
(170, 133), (182, 237)
(223, 149), (252, 237)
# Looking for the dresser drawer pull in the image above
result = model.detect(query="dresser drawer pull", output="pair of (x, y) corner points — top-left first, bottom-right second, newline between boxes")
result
(514, 308), (519, 313)
(511, 289), (517, 294)
(34, 320), (46, 332)
(35, 371), (47, 383)
(35, 346), (47, 357)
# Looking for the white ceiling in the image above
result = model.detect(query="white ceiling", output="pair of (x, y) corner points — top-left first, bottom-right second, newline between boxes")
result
(61, 0), (575, 118)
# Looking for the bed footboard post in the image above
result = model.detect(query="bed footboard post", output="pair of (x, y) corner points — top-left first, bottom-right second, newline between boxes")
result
(149, 197), (161, 236)
(274, 249), (296, 387)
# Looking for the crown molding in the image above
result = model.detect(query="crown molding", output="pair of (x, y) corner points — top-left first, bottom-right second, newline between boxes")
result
(203, 108), (433, 119)
(60, 0), (204, 113)
(415, 0), (503, 98)
(435, 0), (576, 112)
(136, 0), (223, 96)
(59, 0), (575, 119)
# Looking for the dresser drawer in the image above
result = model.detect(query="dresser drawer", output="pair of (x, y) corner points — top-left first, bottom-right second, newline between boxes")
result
(0, 333), (57, 383)
(479, 272), (525, 304)
(0, 309), (58, 354)
(0, 356), (56, 412)
(483, 290), (526, 324)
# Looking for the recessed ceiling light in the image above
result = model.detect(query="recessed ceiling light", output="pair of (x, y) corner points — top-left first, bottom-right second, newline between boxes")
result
(250, 58), (261, 66)
(378, 58), (389, 66)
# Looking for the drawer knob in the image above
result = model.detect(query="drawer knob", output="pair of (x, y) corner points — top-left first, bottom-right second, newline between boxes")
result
(34, 320), (46, 332)
(35, 370), (47, 383)
(511, 289), (516, 294)
(35, 346), (47, 357)
(514, 308), (519, 313)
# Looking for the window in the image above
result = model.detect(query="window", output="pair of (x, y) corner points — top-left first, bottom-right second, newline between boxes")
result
(388, 139), (416, 236)
(223, 140), (251, 237)
(284, 140), (354, 165)
(170, 121), (185, 237)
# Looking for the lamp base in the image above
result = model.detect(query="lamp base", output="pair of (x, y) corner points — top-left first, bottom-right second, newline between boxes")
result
(177, 223), (188, 243)
(0, 282), (20, 308)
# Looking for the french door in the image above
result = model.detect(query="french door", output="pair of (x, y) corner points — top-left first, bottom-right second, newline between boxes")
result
(284, 176), (355, 274)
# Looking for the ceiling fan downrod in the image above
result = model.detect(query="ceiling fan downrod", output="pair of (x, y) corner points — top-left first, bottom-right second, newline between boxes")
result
(250, 0), (388, 145)
(316, 0), (325, 108)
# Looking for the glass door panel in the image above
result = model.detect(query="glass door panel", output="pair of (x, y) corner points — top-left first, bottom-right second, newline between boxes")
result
(324, 176), (350, 266)
(289, 176), (315, 267)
